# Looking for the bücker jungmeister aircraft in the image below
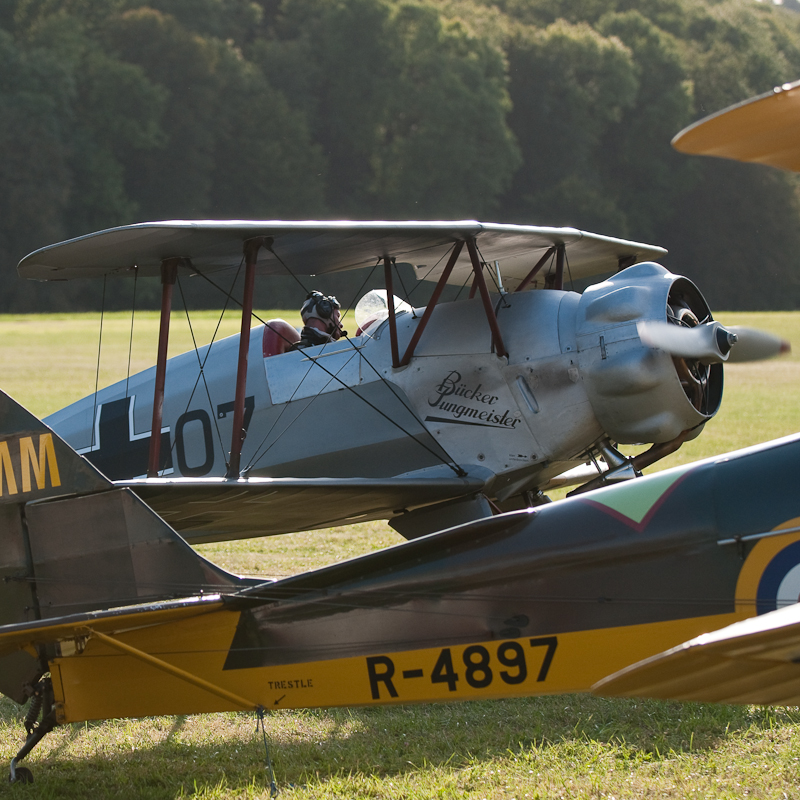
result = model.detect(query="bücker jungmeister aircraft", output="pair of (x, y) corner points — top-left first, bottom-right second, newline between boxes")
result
(20, 219), (787, 544)
(1, 82), (800, 784)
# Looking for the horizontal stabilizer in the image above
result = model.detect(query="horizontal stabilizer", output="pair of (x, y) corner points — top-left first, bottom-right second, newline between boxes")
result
(0, 389), (252, 702)
(593, 604), (800, 705)
(122, 473), (486, 543)
(0, 595), (227, 660)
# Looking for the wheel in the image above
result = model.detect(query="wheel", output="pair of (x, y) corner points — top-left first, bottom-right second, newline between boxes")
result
(9, 766), (33, 784)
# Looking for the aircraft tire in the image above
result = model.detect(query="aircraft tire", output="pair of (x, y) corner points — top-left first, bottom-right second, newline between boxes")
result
(9, 766), (33, 784)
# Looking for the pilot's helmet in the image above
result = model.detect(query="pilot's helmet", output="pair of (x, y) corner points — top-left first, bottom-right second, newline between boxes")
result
(301, 291), (341, 332)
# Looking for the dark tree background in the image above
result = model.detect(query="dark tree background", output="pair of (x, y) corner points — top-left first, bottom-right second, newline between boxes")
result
(2, 0), (800, 310)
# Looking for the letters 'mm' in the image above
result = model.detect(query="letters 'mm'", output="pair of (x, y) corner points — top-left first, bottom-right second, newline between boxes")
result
(0, 434), (61, 496)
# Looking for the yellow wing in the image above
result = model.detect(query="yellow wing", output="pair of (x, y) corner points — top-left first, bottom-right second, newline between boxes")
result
(594, 603), (800, 705)
(672, 79), (800, 173)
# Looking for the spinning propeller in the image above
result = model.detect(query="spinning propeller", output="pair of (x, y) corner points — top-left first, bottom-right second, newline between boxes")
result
(637, 320), (790, 363)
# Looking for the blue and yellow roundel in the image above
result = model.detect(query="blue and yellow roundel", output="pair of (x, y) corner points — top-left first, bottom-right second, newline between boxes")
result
(756, 539), (800, 614)
(736, 519), (800, 617)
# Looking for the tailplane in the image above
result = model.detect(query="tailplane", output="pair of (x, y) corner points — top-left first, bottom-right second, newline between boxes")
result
(0, 390), (245, 702)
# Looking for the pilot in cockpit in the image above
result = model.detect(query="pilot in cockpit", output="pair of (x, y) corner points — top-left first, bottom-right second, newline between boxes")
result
(296, 291), (347, 348)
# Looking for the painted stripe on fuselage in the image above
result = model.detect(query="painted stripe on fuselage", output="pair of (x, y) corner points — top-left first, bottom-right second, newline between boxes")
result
(49, 608), (747, 723)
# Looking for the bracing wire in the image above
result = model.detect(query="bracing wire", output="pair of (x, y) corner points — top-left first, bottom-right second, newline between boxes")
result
(190, 260), (466, 478)
(173, 273), (230, 462)
(244, 259), (385, 470)
(125, 267), (138, 400)
(90, 275), (107, 450)
(166, 260), (246, 473)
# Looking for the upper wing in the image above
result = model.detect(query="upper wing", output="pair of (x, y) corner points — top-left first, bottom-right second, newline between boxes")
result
(673, 79), (800, 173)
(593, 603), (800, 705)
(122, 473), (486, 544)
(17, 220), (665, 288)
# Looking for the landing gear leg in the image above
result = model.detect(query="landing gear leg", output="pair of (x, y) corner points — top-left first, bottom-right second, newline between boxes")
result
(9, 677), (57, 784)
(568, 439), (640, 496)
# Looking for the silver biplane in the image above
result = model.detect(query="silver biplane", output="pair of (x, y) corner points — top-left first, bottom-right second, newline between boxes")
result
(20, 220), (787, 543)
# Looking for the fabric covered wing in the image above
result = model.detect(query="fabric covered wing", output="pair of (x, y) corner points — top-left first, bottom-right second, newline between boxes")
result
(122, 473), (486, 543)
(593, 603), (800, 705)
(673, 79), (800, 174)
(18, 220), (665, 288)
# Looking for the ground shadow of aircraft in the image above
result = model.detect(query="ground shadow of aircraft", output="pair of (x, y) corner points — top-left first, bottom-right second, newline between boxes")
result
(2, 83), (800, 785)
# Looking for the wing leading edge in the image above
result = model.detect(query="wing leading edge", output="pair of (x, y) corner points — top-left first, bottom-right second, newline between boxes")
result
(673, 79), (800, 173)
(594, 602), (800, 705)
(18, 220), (666, 288)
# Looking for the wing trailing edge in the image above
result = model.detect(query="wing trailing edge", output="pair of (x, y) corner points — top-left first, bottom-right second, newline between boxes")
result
(121, 473), (487, 543)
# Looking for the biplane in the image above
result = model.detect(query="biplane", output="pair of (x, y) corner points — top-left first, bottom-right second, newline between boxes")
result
(20, 220), (786, 544)
(2, 82), (800, 785)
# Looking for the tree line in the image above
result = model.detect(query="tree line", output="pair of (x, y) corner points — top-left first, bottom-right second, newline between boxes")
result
(2, 0), (800, 311)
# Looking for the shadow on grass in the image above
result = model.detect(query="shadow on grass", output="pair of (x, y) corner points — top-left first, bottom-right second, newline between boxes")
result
(2, 695), (797, 798)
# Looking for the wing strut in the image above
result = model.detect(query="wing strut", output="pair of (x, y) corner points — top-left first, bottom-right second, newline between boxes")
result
(397, 235), (509, 364)
(79, 626), (258, 711)
(147, 258), (181, 477)
(552, 243), (565, 291)
(515, 246), (557, 293)
(383, 256), (400, 368)
(398, 240), (464, 366)
(228, 237), (271, 478)
(465, 236), (508, 358)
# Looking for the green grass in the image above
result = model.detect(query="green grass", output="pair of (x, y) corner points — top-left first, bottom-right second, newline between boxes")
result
(0, 310), (798, 798)
(0, 309), (303, 418)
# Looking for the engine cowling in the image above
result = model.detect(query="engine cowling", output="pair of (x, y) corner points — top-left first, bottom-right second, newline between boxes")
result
(576, 262), (722, 444)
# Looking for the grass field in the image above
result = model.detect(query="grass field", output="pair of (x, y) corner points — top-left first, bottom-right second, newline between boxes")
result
(0, 310), (798, 798)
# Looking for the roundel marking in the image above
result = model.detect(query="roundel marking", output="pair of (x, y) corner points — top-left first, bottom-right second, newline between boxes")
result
(757, 540), (800, 615)
(735, 518), (800, 617)
(776, 564), (800, 609)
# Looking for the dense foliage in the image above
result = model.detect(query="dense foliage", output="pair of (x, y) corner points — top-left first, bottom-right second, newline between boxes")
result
(2, 0), (800, 310)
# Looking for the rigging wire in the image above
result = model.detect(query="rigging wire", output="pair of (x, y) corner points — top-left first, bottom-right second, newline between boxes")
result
(473, 241), (510, 311)
(266, 241), (310, 294)
(250, 336), (464, 477)
(452, 268), (476, 302)
(190, 261), (466, 478)
(172, 272), (231, 464)
(164, 260), (246, 473)
(125, 267), (138, 399)
(244, 259), (385, 471)
(246, 257), (459, 477)
(90, 275), (107, 450)
(403, 246), (451, 303)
